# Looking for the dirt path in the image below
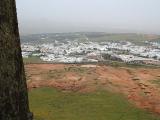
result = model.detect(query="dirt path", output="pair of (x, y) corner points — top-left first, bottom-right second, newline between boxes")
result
(25, 64), (160, 114)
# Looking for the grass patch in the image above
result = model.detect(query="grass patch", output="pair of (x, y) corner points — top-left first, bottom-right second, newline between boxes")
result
(29, 87), (160, 120)
(47, 69), (65, 79)
(65, 66), (89, 74)
(151, 79), (160, 86)
(23, 56), (43, 64)
(47, 67), (89, 79)
(99, 61), (160, 69)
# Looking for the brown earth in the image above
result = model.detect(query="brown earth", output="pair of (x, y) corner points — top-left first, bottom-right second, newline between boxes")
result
(25, 64), (160, 114)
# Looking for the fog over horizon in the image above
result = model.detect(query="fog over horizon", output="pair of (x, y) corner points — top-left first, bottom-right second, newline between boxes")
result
(16, 0), (160, 35)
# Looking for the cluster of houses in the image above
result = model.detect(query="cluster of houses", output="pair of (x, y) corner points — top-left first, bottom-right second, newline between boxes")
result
(21, 40), (160, 64)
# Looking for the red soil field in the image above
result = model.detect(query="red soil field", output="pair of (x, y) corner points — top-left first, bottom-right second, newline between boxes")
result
(25, 64), (160, 114)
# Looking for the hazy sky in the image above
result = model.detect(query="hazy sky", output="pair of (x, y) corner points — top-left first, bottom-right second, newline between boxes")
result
(16, 0), (160, 35)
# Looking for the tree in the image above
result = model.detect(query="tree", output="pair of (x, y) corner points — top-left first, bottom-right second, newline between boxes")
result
(0, 0), (33, 120)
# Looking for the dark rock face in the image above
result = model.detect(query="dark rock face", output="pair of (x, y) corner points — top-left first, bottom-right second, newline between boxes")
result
(0, 0), (33, 120)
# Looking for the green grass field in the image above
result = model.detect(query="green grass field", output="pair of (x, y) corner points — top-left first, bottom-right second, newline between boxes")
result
(29, 87), (160, 120)
(23, 56), (43, 64)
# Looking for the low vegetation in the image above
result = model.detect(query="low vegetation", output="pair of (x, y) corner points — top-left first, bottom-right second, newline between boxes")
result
(23, 56), (43, 64)
(29, 87), (160, 120)
(99, 60), (160, 68)
(151, 79), (160, 86)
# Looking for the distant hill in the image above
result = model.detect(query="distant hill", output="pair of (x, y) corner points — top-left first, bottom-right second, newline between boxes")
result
(20, 32), (160, 44)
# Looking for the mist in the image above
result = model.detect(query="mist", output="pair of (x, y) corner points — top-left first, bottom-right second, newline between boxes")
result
(16, 0), (160, 35)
